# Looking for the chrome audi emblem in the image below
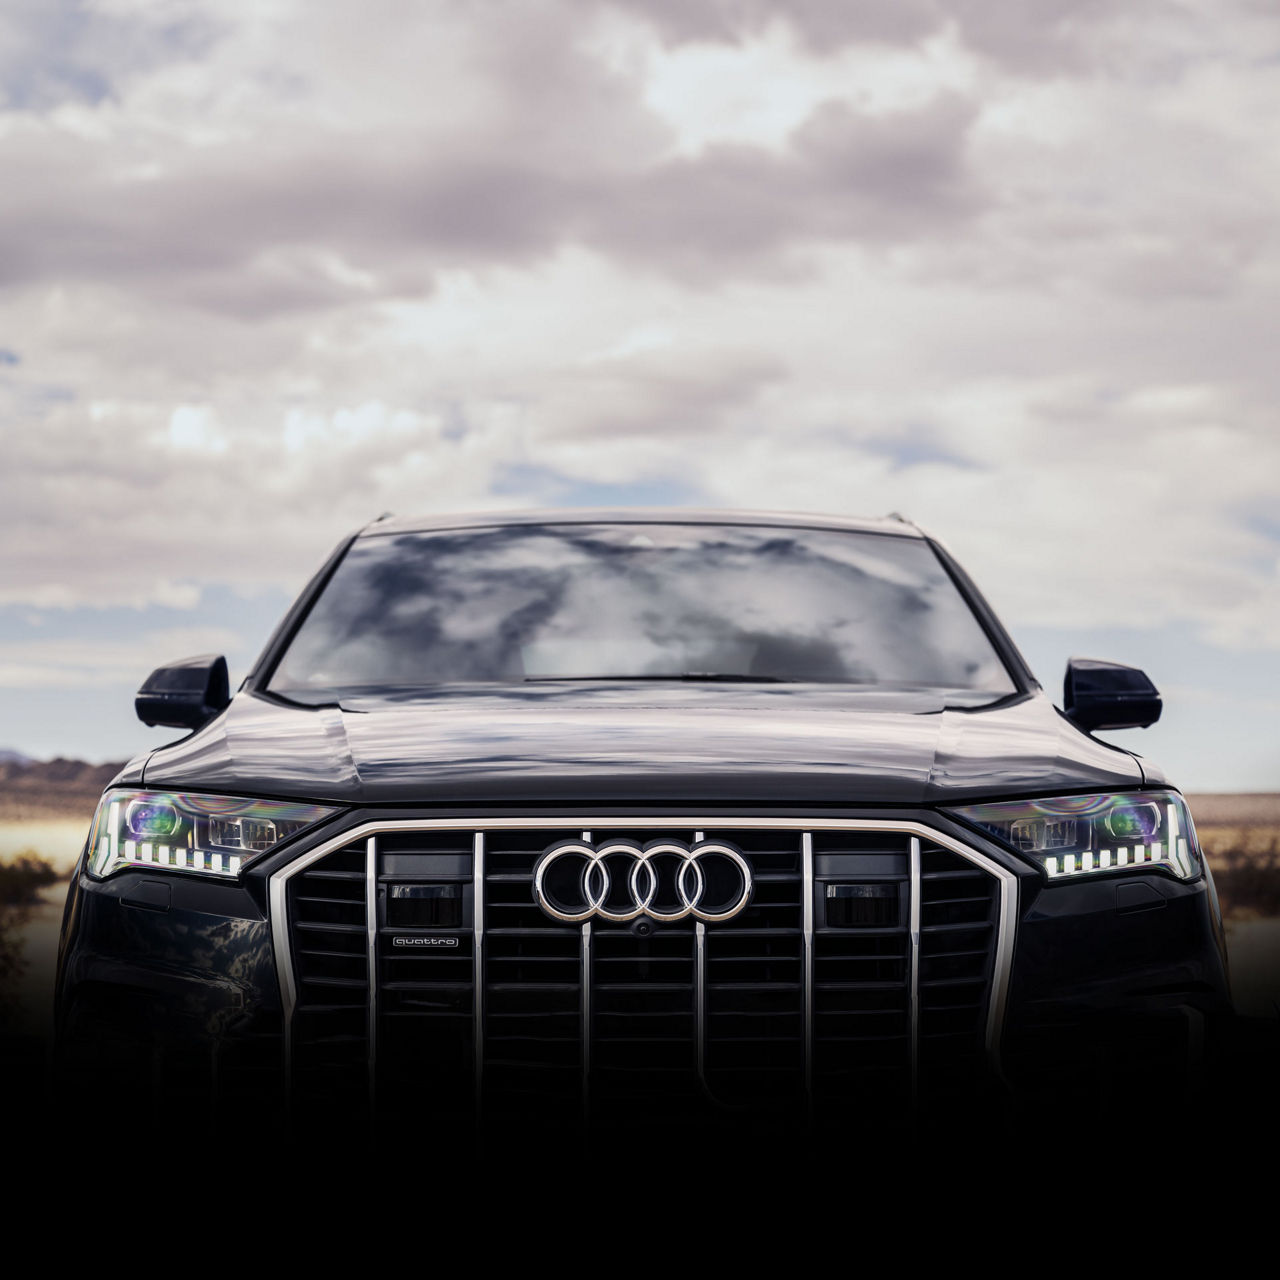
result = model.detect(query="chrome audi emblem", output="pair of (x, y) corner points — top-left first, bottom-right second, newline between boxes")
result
(533, 839), (753, 924)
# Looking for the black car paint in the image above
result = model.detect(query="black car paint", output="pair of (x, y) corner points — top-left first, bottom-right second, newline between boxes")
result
(130, 684), (1150, 809)
(54, 510), (1231, 1131)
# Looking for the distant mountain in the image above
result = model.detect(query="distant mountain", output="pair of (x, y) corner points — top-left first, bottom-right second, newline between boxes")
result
(0, 756), (128, 820)
(0, 757), (125, 784)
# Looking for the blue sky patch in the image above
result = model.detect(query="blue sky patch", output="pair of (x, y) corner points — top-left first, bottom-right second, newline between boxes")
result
(0, 1), (221, 111)
(493, 464), (703, 509)
(861, 425), (982, 473)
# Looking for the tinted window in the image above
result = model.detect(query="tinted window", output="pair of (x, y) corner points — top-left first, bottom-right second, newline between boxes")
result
(269, 524), (1016, 697)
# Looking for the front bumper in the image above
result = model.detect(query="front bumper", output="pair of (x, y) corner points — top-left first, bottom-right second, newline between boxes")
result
(55, 805), (1232, 1133)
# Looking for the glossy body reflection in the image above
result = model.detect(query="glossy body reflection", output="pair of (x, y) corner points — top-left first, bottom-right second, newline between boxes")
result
(53, 510), (1232, 1139)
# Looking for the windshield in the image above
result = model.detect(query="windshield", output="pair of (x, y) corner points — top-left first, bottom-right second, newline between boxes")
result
(268, 523), (1017, 699)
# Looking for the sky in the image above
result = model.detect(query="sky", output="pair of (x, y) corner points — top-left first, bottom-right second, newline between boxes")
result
(0, 0), (1277, 790)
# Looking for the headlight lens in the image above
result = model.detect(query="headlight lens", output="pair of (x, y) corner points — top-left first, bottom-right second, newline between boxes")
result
(947, 790), (1200, 882)
(87, 789), (338, 880)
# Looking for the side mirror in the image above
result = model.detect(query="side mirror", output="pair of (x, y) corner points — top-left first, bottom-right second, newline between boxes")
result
(135, 654), (230, 730)
(1063, 657), (1162, 732)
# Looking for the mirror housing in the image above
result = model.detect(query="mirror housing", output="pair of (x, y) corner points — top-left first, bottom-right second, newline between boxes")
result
(135, 654), (231, 730)
(1063, 657), (1162, 732)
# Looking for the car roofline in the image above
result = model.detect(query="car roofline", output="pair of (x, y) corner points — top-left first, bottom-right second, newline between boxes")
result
(356, 507), (925, 539)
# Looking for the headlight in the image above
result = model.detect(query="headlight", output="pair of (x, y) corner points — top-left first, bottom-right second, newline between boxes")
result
(87, 789), (338, 880)
(946, 790), (1200, 882)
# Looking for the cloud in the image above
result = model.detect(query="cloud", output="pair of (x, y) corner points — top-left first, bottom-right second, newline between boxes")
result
(0, 0), (1277, 671)
(607, 0), (942, 52)
(167, 403), (226, 452)
(1, 0), (1269, 320)
(947, 0), (1113, 73)
(0, 81), (984, 319)
(0, 625), (244, 688)
(575, 94), (983, 281)
(606, 0), (1209, 77)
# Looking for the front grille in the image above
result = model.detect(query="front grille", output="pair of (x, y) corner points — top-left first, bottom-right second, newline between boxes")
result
(280, 819), (1009, 1131)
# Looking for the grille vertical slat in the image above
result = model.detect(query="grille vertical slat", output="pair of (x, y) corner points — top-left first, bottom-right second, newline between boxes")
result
(473, 831), (484, 1114)
(802, 832), (815, 1106)
(365, 835), (377, 1113)
(910, 834), (921, 1098)
(581, 921), (591, 1117)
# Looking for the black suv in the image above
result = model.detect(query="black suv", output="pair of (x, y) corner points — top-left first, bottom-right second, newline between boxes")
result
(56, 511), (1230, 1140)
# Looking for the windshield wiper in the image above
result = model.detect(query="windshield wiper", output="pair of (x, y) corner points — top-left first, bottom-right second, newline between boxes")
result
(524, 673), (793, 683)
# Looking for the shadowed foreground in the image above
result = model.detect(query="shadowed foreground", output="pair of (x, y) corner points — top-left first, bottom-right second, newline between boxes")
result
(2, 791), (1278, 1159)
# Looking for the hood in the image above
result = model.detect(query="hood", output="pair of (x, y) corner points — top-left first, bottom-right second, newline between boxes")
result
(138, 683), (1150, 809)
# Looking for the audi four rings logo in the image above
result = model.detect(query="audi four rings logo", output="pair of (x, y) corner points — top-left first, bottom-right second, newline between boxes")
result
(533, 838), (753, 923)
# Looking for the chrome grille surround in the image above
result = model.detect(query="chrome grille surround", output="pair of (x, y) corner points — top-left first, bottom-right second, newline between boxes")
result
(269, 816), (1017, 1119)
